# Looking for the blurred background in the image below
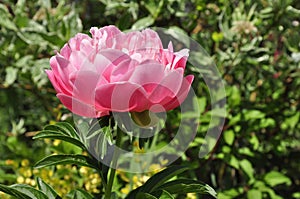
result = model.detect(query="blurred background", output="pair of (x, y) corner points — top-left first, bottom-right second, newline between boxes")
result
(0, 0), (299, 198)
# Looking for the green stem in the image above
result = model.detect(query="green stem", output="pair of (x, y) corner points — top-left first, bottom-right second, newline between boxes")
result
(105, 127), (122, 199)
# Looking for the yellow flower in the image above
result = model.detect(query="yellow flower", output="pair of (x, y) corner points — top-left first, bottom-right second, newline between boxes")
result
(17, 176), (25, 183)
(53, 139), (61, 146)
(121, 184), (130, 194)
(21, 159), (30, 167)
(187, 193), (197, 199)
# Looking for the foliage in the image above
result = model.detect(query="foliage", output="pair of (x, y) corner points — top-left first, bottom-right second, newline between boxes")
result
(0, 0), (300, 198)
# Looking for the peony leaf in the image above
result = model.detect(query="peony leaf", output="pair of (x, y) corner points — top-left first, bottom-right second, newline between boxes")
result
(34, 154), (98, 171)
(0, 184), (32, 199)
(37, 177), (61, 199)
(136, 192), (158, 199)
(159, 190), (174, 199)
(140, 166), (189, 193)
(33, 130), (87, 150)
(0, 184), (48, 199)
(154, 179), (217, 198)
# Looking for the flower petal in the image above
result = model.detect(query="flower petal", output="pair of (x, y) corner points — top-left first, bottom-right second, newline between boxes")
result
(95, 83), (148, 112)
(128, 61), (165, 91)
(57, 93), (108, 118)
(69, 70), (100, 105)
(148, 68), (184, 104)
(163, 75), (194, 111)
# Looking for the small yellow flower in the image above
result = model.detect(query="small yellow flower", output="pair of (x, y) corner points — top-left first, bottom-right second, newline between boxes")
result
(17, 176), (25, 183)
(25, 178), (32, 184)
(79, 167), (88, 175)
(187, 193), (197, 199)
(21, 159), (30, 167)
(121, 184), (130, 194)
(53, 139), (61, 146)
(5, 159), (14, 165)
(149, 164), (161, 173)
(132, 175), (139, 184)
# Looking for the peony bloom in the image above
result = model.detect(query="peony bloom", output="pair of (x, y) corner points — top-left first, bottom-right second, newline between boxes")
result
(46, 25), (194, 118)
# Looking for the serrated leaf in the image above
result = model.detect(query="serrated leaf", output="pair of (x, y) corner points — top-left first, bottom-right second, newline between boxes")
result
(140, 166), (189, 193)
(34, 154), (98, 170)
(156, 179), (217, 198)
(37, 177), (61, 199)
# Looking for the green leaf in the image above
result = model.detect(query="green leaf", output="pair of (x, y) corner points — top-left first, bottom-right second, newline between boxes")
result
(0, 184), (32, 199)
(140, 166), (189, 193)
(0, 4), (18, 31)
(0, 170), (16, 183)
(156, 179), (217, 198)
(264, 171), (292, 187)
(243, 110), (266, 120)
(33, 122), (87, 150)
(239, 159), (254, 180)
(136, 192), (158, 199)
(292, 192), (300, 198)
(73, 189), (94, 199)
(34, 154), (98, 170)
(4, 67), (18, 86)
(143, 0), (164, 18)
(132, 16), (154, 30)
(37, 177), (61, 199)
(226, 155), (240, 169)
(33, 130), (87, 150)
(224, 130), (235, 145)
(48, 122), (80, 140)
(249, 134), (259, 150)
(247, 189), (262, 199)
(9, 184), (48, 199)
(159, 190), (174, 199)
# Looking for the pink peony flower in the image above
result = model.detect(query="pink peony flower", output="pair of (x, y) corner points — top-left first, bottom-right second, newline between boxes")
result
(46, 25), (194, 118)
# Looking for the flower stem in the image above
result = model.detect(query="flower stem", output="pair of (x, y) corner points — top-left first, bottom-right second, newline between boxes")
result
(105, 127), (122, 199)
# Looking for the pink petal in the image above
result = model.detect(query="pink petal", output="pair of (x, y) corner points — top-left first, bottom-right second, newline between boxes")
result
(69, 70), (100, 105)
(60, 44), (71, 59)
(171, 49), (189, 70)
(80, 39), (95, 57)
(148, 68), (184, 104)
(57, 93), (108, 118)
(163, 75), (194, 111)
(49, 56), (72, 95)
(100, 49), (131, 82)
(68, 33), (91, 51)
(45, 70), (62, 93)
(95, 83), (148, 112)
(128, 61), (165, 91)
(69, 51), (87, 69)
(110, 59), (138, 82)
